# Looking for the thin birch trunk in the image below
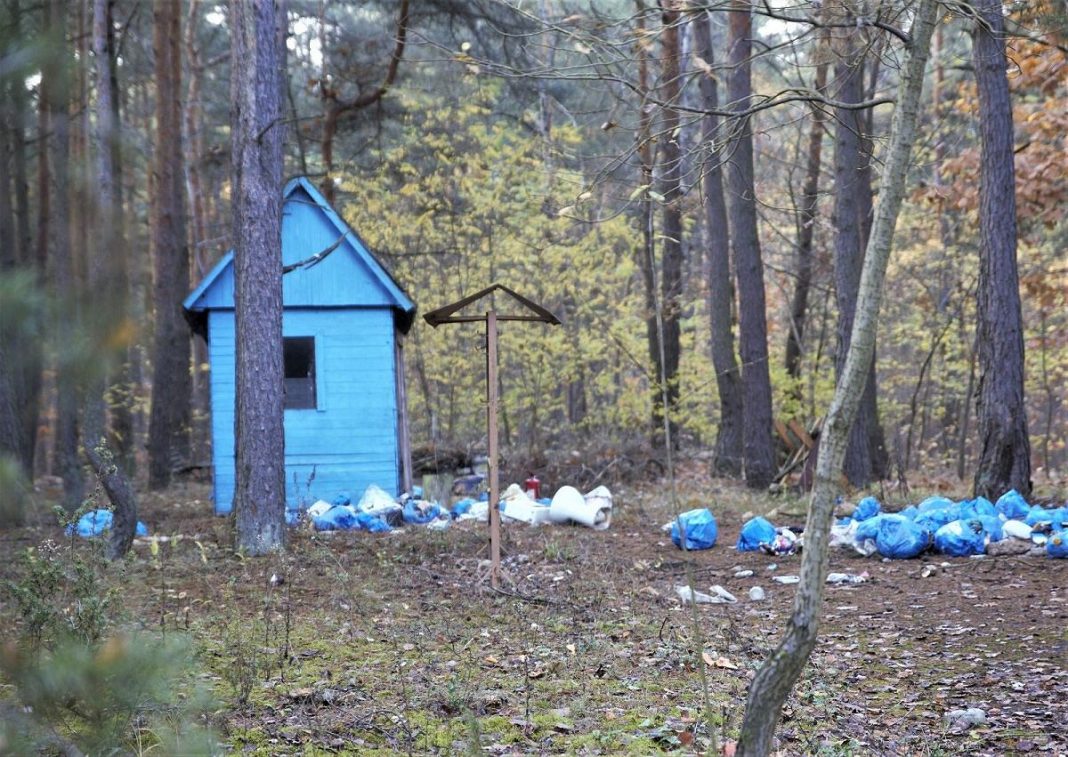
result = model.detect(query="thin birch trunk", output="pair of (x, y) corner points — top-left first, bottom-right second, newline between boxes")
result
(736, 1), (938, 751)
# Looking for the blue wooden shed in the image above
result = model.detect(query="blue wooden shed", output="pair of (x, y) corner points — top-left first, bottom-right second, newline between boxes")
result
(183, 177), (416, 515)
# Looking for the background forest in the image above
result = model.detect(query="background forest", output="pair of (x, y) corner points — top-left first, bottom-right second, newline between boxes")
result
(1, 0), (1066, 517)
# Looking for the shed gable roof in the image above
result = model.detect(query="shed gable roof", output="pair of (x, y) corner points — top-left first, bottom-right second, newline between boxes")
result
(184, 177), (415, 333)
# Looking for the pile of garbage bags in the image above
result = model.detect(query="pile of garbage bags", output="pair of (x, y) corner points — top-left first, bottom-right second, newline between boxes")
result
(299, 481), (614, 534)
(828, 490), (1067, 559)
(66, 509), (149, 539)
(727, 490), (1067, 560)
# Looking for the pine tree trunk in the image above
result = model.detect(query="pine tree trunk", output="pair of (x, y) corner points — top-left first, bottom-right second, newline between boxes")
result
(726, 0), (774, 488)
(635, 5), (663, 445)
(736, 2), (937, 751)
(832, 43), (875, 488)
(657, 2), (684, 448)
(972, 0), (1031, 499)
(87, 0), (138, 560)
(104, 0), (135, 475)
(147, 0), (192, 489)
(230, 0), (287, 555)
(784, 51), (828, 391)
(47, 0), (84, 512)
(692, 9), (743, 476)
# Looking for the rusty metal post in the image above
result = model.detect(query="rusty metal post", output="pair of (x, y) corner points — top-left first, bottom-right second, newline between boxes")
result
(486, 309), (501, 587)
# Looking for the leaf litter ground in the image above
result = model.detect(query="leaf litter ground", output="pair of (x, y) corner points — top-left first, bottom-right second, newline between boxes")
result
(2, 463), (1065, 755)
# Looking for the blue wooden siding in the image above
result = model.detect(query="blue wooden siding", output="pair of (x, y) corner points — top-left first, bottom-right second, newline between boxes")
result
(208, 308), (399, 515)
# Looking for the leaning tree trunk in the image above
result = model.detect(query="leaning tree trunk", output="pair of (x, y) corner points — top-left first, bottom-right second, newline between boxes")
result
(726, 0), (775, 488)
(230, 0), (287, 555)
(736, 1), (937, 752)
(692, 9), (743, 475)
(972, 0), (1031, 500)
(147, 0), (192, 490)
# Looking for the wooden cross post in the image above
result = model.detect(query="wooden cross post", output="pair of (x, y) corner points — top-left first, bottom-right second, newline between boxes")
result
(424, 284), (561, 588)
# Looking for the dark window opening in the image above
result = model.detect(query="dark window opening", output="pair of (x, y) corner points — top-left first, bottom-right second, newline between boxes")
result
(284, 337), (316, 409)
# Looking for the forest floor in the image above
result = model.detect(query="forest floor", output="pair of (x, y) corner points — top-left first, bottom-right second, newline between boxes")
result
(2, 462), (1067, 756)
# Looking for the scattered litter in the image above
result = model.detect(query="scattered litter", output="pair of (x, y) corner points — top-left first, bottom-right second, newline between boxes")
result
(707, 585), (737, 603)
(402, 499), (445, 525)
(1002, 519), (1032, 540)
(920, 564), (938, 578)
(733, 569), (754, 579)
(500, 484), (550, 525)
(760, 528), (801, 556)
(748, 586), (766, 601)
(66, 509), (149, 539)
(736, 516), (776, 552)
(945, 707), (987, 730)
(676, 584), (734, 604)
(670, 508), (718, 551)
(772, 575), (800, 585)
(826, 571), (869, 585)
(548, 485), (612, 529)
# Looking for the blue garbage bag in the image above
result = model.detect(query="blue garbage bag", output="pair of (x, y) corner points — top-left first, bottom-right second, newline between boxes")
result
(934, 519), (987, 556)
(975, 515), (1004, 542)
(403, 499), (442, 525)
(1047, 530), (1068, 558)
(736, 516), (776, 551)
(916, 504), (960, 529)
(918, 496), (955, 513)
(331, 493), (352, 507)
(899, 505), (919, 521)
(66, 509), (148, 538)
(956, 497), (995, 520)
(855, 514), (886, 542)
(853, 497), (881, 522)
(451, 498), (475, 518)
(912, 515), (940, 540)
(671, 508), (718, 550)
(1025, 506), (1055, 527)
(875, 514), (929, 559)
(312, 505), (360, 531)
(1050, 507), (1068, 530)
(356, 512), (392, 533)
(285, 509), (301, 526)
(995, 490), (1030, 520)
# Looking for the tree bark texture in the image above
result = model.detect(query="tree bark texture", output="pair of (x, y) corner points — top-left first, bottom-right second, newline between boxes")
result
(103, 0), (135, 475)
(736, 2), (937, 752)
(785, 48), (828, 389)
(147, 0), (192, 490)
(656, 2), (684, 448)
(635, 6), (663, 445)
(88, 0), (138, 559)
(692, 9), (743, 475)
(726, 0), (775, 488)
(972, 0), (1031, 500)
(832, 43), (878, 488)
(46, 0), (83, 512)
(230, 0), (287, 555)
